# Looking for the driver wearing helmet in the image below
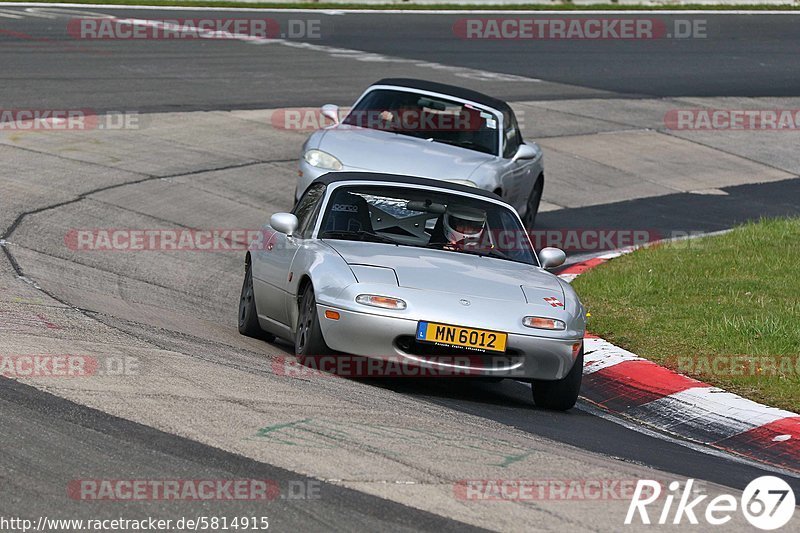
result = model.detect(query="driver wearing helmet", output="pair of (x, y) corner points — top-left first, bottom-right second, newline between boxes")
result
(441, 205), (487, 250)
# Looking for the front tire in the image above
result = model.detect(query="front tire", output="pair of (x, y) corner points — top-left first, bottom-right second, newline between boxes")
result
(522, 177), (543, 230)
(532, 349), (583, 411)
(238, 260), (275, 341)
(295, 283), (331, 363)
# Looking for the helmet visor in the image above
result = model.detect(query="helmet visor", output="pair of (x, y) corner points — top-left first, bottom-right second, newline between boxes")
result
(446, 212), (485, 236)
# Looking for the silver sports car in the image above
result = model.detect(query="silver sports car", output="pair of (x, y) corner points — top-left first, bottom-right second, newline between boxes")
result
(297, 78), (546, 228)
(240, 172), (586, 410)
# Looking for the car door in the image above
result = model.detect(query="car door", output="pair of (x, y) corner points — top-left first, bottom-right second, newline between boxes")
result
(252, 184), (326, 326)
(499, 110), (536, 213)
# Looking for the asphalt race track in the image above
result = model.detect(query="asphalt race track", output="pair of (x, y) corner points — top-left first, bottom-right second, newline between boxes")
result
(2, 8), (800, 112)
(1, 6), (799, 531)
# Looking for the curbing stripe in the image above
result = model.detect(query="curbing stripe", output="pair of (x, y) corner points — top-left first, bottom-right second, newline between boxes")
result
(560, 244), (800, 474)
(556, 257), (609, 283)
(583, 336), (642, 374)
(716, 417), (800, 473)
(558, 256), (609, 276)
(582, 360), (708, 411)
(625, 387), (793, 443)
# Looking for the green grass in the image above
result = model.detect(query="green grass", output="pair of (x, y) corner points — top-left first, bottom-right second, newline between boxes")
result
(573, 218), (800, 412)
(3, 1), (799, 11)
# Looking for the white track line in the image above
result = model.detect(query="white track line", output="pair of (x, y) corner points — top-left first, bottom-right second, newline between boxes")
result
(72, 15), (543, 83)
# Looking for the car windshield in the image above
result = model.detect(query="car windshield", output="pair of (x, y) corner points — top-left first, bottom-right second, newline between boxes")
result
(318, 184), (536, 265)
(341, 89), (500, 156)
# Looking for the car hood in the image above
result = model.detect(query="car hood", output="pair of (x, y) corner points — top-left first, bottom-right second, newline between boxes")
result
(318, 126), (494, 181)
(325, 240), (564, 304)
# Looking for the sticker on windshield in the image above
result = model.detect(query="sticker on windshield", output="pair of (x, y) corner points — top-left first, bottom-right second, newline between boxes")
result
(478, 111), (497, 129)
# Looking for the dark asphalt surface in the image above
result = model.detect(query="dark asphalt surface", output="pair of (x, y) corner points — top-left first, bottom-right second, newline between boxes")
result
(379, 378), (800, 496)
(542, 177), (800, 257)
(293, 12), (800, 98)
(1, 8), (800, 111)
(0, 376), (487, 532)
(1, 6), (799, 529)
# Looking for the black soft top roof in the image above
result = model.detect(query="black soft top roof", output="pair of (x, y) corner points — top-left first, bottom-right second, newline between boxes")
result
(370, 78), (512, 115)
(311, 172), (503, 202)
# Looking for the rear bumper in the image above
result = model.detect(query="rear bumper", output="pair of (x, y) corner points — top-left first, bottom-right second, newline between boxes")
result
(316, 304), (580, 380)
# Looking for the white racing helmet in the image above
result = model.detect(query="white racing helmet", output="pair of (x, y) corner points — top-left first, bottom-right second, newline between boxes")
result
(443, 205), (487, 244)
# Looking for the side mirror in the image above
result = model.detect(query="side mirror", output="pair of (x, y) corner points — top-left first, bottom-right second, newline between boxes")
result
(320, 104), (340, 125)
(538, 247), (566, 269)
(270, 213), (299, 237)
(511, 143), (538, 163)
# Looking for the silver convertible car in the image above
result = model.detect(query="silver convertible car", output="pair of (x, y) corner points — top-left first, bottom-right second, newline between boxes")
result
(240, 172), (586, 409)
(297, 78), (546, 228)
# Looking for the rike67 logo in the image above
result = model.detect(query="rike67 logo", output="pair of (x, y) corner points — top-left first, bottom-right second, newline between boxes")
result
(626, 477), (795, 530)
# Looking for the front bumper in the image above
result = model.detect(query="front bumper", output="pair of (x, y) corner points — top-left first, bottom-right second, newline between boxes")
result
(316, 304), (581, 380)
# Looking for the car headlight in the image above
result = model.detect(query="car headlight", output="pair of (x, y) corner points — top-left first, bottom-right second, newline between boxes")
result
(523, 316), (566, 330)
(304, 149), (343, 170)
(445, 179), (478, 188)
(356, 294), (407, 310)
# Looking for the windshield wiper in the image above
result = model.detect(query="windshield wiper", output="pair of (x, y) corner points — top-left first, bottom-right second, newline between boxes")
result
(427, 138), (493, 154)
(320, 230), (399, 245)
(345, 119), (424, 139)
(457, 246), (510, 260)
(424, 241), (525, 262)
